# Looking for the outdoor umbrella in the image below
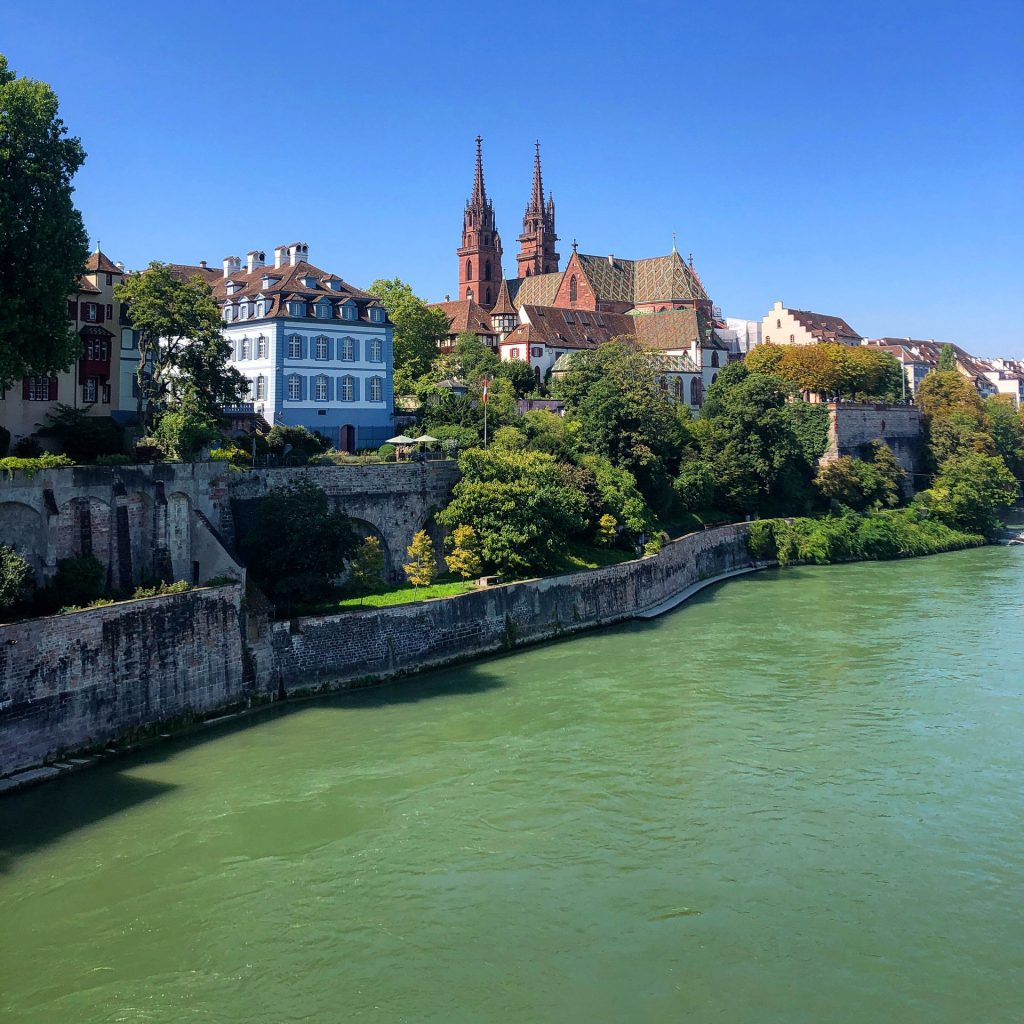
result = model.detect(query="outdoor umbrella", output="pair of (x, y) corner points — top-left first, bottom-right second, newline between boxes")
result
(415, 435), (439, 444)
(386, 434), (417, 444)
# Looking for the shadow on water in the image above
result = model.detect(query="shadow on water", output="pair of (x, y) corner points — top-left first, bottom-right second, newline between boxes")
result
(0, 662), (507, 871)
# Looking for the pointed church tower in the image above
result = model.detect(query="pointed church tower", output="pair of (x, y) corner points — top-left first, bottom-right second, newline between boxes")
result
(516, 142), (559, 279)
(458, 136), (503, 307)
(489, 277), (518, 338)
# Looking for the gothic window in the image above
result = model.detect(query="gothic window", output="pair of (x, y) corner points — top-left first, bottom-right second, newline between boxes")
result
(369, 376), (383, 402)
(287, 374), (301, 400)
(340, 375), (355, 402)
(466, 259), (473, 280)
(485, 260), (492, 281)
(712, 373), (718, 385)
(711, 351), (720, 367)
(569, 275), (578, 303)
(369, 338), (383, 362)
(340, 337), (355, 361)
(485, 287), (492, 305)
(691, 377), (703, 406)
(257, 336), (268, 358)
(776, 319), (781, 329)
(674, 377), (684, 402)
(315, 374), (329, 401)
(466, 287), (474, 301)
(256, 375), (266, 400)
(315, 336), (329, 360)
(288, 335), (302, 358)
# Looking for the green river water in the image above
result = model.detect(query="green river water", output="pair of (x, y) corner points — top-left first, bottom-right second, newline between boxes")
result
(1, 547), (1022, 1023)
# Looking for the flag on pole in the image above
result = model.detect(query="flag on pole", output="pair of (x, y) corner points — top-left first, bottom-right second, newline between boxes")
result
(482, 377), (489, 404)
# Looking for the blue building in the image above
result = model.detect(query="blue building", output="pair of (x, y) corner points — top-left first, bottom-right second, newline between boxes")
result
(186, 242), (393, 451)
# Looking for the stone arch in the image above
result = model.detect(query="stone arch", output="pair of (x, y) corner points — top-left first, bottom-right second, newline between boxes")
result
(348, 517), (396, 580)
(167, 491), (192, 583)
(0, 501), (47, 577)
(56, 497), (113, 579)
(125, 491), (155, 585)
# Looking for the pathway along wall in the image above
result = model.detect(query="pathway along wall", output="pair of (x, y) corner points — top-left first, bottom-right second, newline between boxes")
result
(270, 523), (753, 691)
(0, 584), (249, 776)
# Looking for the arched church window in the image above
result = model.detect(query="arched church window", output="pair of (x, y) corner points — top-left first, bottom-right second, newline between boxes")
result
(485, 260), (492, 281)
(711, 351), (720, 367)
(466, 259), (472, 280)
(569, 275), (578, 303)
(485, 287), (492, 305)
(691, 377), (703, 406)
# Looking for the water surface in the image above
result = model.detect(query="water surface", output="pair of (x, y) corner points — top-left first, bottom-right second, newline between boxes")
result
(2, 548), (1022, 1022)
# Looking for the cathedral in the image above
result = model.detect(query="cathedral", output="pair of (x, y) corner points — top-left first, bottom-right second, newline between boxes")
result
(430, 137), (731, 408)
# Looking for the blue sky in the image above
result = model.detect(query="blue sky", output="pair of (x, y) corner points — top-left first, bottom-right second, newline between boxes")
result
(3, 1), (1021, 353)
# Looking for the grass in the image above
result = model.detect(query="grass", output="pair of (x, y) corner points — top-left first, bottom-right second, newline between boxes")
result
(297, 577), (477, 613)
(549, 540), (637, 572)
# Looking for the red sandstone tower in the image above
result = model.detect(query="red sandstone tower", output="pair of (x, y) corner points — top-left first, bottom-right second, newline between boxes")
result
(516, 142), (559, 279)
(458, 136), (503, 307)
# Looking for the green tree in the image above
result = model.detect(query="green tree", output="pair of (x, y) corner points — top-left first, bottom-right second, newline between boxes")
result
(404, 530), (437, 587)
(41, 404), (122, 461)
(926, 452), (1018, 535)
(597, 513), (618, 545)
(937, 344), (957, 372)
(916, 369), (985, 424)
(984, 395), (1024, 479)
(868, 441), (907, 506)
(0, 545), (33, 613)
(347, 535), (386, 600)
(674, 459), (716, 512)
(815, 456), (892, 511)
(453, 331), (500, 384)
(446, 524), (482, 580)
(265, 424), (330, 460)
(369, 278), (450, 380)
(743, 343), (785, 376)
(240, 478), (358, 609)
(151, 404), (222, 461)
(0, 56), (90, 387)
(498, 358), (537, 397)
(116, 262), (246, 429)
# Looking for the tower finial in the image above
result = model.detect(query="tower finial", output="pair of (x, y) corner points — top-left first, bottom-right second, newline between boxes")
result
(672, 231), (677, 253)
(530, 140), (544, 211)
(471, 135), (486, 206)
(572, 238), (578, 253)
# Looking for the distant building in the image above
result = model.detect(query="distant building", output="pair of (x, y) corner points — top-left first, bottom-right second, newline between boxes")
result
(173, 243), (394, 452)
(761, 301), (862, 347)
(0, 248), (127, 447)
(863, 338), (999, 399)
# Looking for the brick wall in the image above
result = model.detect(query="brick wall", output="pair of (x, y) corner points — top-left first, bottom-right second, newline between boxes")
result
(0, 585), (250, 774)
(271, 524), (752, 690)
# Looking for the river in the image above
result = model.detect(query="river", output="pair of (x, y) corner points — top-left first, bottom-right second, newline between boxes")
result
(1, 547), (1022, 1023)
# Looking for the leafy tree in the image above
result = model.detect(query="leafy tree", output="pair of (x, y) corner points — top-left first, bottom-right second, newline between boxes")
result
(446, 524), (482, 580)
(743, 343), (785, 375)
(983, 395), (1024, 479)
(925, 452), (1018, 535)
(784, 401), (831, 464)
(453, 331), (500, 384)
(240, 478), (358, 609)
(369, 278), (449, 379)
(674, 459), (716, 512)
(869, 441), (907, 505)
(115, 262), (246, 428)
(0, 545), (33, 612)
(404, 530), (437, 587)
(0, 55), (89, 387)
(151, 403), (222, 461)
(815, 456), (893, 511)
(498, 358), (536, 397)
(347, 536), (386, 600)
(578, 453), (655, 538)
(265, 424), (330, 460)
(41, 404), (122, 462)
(491, 425), (528, 451)
(597, 514), (618, 545)
(520, 409), (578, 461)
(928, 412), (996, 467)
(916, 369), (985, 423)
(937, 344), (957, 372)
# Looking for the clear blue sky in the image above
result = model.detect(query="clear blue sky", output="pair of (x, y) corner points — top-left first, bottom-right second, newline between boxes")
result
(3, 1), (1021, 354)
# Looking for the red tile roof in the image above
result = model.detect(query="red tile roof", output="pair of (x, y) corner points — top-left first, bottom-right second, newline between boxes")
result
(429, 299), (497, 336)
(85, 249), (123, 275)
(788, 308), (862, 343)
(501, 306), (636, 351)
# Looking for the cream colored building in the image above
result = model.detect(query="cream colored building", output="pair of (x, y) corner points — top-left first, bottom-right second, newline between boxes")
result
(760, 300), (862, 348)
(0, 249), (129, 449)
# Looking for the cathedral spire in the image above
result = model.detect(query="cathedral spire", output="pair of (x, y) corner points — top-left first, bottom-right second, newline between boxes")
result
(529, 140), (544, 213)
(471, 134), (487, 208)
(458, 136), (502, 306)
(517, 140), (559, 279)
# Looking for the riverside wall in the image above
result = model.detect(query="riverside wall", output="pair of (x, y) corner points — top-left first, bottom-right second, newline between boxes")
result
(0, 584), (252, 776)
(269, 523), (753, 691)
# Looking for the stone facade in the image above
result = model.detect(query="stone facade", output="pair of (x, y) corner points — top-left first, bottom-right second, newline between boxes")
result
(0, 585), (250, 775)
(823, 402), (924, 490)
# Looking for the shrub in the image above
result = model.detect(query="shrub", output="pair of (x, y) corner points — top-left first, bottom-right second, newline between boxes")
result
(0, 546), (34, 612)
(153, 410), (222, 461)
(52, 555), (106, 607)
(0, 452), (74, 476)
(378, 443), (396, 462)
(11, 436), (42, 457)
(41, 405), (123, 462)
(210, 444), (252, 467)
(131, 579), (191, 599)
(96, 453), (132, 466)
(746, 519), (779, 561)
(404, 530), (437, 587)
(445, 525), (482, 580)
(265, 424), (330, 460)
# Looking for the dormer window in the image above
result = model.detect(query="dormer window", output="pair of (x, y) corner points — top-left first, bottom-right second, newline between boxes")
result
(238, 301), (249, 320)
(316, 299), (332, 319)
(343, 302), (358, 321)
(225, 281), (238, 296)
(324, 278), (341, 291)
(255, 296), (266, 318)
(288, 299), (306, 317)
(261, 275), (276, 290)
(370, 306), (385, 323)
(223, 304), (234, 322)
(303, 275), (318, 288)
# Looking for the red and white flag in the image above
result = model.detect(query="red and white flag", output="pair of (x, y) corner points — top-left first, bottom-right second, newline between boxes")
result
(482, 377), (489, 404)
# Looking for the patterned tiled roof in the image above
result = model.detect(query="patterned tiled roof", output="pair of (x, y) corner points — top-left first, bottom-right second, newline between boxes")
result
(430, 299), (496, 336)
(789, 308), (861, 343)
(629, 309), (722, 351)
(576, 250), (711, 306)
(507, 272), (562, 308)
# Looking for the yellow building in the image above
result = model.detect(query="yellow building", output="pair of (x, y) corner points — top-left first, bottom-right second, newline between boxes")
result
(760, 300), (862, 348)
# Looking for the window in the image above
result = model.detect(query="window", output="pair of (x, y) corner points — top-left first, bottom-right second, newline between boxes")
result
(288, 334), (302, 358)
(789, 334), (794, 343)
(223, 305), (233, 322)
(244, 378), (253, 398)
(569, 275), (578, 303)
(532, 347), (543, 357)
(690, 377), (704, 406)
(256, 375), (266, 400)
(255, 299), (266, 318)
(102, 383), (111, 404)
(315, 374), (329, 401)
(466, 287), (474, 301)
(765, 335), (770, 343)
(105, 304), (112, 320)
(316, 300), (331, 319)
(509, 347), (519, 358)
(83, 378), (98, 403)
(484, 260), (492, 281)
(257, 336), (268, 359)
(369, 338), (383, 362)
(106, 273), (113, 286)
(776, 319), (781, 329)
(369, 376), (383, 402)
(563, 311), (574, 324)
(340, 375), (354, 402)
(711, 351), (719, 367)
(370, 307), (385, 323)
(240, 337), (251, 360)
(340, 337), (355, 360)
(674, 378), (685, 402)
(238, 302), (249, 320)
(27, 377), (53, 401)
(343, 303), (358, 321)
(84, 302), (98, 322)
(287, 374), (301, 400)
(315, 336), (329, 360)
(289, 300), (306, 317)
(466, 258), (472, 280)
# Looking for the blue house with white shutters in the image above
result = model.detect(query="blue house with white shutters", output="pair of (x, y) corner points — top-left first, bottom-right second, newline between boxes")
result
(193, 242), (393, 452)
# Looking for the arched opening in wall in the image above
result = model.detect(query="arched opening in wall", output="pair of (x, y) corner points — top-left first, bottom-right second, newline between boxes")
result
(534, 365), (541, 388)
(690, 377), (704, 407)
(484, 260), (492, 281)
(340, 424), (356, 453)
(347, 518), (395, 581)
(57, 497), (113, 581)
(569, 274), (577, 304)
(0, 501), (46, 578)
(711, 351), (720, 367)
(125, 491), (155, 585)
(466, 259), (472, 281)
(418, 509), (449, 577)
(166, 492), (193, 583)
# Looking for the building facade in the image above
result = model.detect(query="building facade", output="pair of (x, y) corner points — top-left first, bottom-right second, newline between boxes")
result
(175, 243), (394, 451)
(760, 301), (862, 347)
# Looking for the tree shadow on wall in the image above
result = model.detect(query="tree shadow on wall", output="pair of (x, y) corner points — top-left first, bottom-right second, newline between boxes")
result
(0, 769), (176, 874)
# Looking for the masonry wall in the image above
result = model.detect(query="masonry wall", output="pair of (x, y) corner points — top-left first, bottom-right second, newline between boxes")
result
(824, 402), (924, 490)
(270, 523), (752, 690)
(0, 585), (251, 775)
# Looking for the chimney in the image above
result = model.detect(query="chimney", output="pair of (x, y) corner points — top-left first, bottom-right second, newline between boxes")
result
(199, 260), (207, 269)
(607, 254), (615, 266)
(274, 245), (287, 269)
(247, 250), (266, 273)
(288, 241), (310, 266)
(115, 261), (124, 271)
(222, 255), (242, 278)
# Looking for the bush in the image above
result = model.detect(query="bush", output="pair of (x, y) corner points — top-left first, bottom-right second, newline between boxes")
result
(131, 579), (191, 599)
(0, 546), (34, 613)
(378, 443), (396, 462)
(153, 410), (222, 461)
(746, 519), (779, 561)
(265, 424), (330, 460)
(96, 453), (132, 466)
(0, 452), (74, 476)
(52, 555), (106, 607)
(210, 444), (252, 467)
(41, 405), (123, 462)
(11, 436), (42, 457)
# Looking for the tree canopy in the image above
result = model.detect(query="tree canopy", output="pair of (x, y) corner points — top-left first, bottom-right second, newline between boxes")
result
(369, 278), (450, 384)
(745, 342), (903, 400)
(0, 55), (89, 386)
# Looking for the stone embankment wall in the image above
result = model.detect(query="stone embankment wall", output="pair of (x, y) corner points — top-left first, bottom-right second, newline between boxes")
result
(269, 524), (752, 690)
(0, 584), (251, 775)
(824, 402), (924, 490)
